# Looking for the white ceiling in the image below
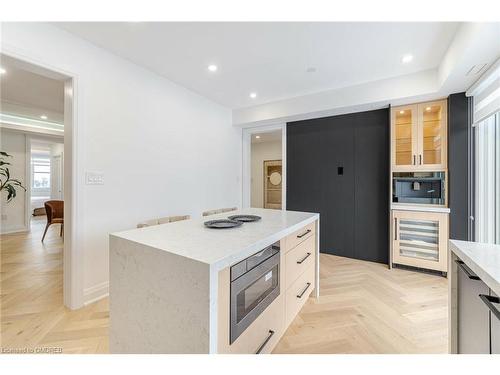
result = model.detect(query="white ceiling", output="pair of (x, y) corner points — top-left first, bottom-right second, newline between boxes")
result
(0, 54), (65, 121)
(55, 22), (460, 109)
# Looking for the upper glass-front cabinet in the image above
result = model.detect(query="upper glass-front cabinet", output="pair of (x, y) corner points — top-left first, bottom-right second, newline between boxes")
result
(392, 104), (418, 168)
(391, 99), (447, 171)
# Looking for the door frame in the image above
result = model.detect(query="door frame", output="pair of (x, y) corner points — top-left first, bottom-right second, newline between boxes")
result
(25, 134), (64, 233)
(1, 49), (83, 310)
(242, 123), (286, 210)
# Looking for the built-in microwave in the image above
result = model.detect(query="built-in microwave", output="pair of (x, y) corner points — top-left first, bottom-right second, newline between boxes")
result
(392, 172), (446, 205)
(230, 242), (280, 344)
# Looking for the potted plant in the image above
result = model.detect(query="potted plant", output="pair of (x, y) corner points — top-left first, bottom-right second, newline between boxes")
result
(0, 151), (26, 202)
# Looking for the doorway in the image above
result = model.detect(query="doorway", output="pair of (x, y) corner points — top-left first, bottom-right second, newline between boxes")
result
(0, 53), (79, 309)
(242, 125), (286, 210)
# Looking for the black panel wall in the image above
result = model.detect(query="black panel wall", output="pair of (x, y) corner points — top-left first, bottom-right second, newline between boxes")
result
(448, 93), (472, 241)
(287, 109), (389, 264)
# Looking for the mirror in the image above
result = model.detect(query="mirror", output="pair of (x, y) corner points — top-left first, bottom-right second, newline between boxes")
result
(269, 171), (282, 186)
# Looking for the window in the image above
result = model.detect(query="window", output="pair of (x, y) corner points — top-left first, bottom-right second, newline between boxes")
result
(32, 157), (51, 190)
(475, 112), (500, 244)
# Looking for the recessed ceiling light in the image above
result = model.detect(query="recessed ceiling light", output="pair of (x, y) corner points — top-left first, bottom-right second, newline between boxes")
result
(402, 54), (413, 64)
(249, 92), (257, 99)
(399, 110), (405, 114)
(426, 107), (432, 111)
(0, 67), (6, 75)
(207, 64), (218, 72)
(306, 67), (317, 73)
(40, 115), (48, 120)
(255, 135), (261, 139)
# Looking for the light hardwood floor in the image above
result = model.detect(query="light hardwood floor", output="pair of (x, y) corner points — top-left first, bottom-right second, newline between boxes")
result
(1, 217), (108, 353)
(1, 221), (447, 354)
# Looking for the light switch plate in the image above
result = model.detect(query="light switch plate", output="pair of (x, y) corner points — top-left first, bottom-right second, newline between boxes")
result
(85, 172), (104, 185)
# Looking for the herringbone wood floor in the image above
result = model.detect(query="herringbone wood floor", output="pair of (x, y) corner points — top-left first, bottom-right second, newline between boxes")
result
(1, 218), (447, 354)
(274, 255), (448, 353)
(1, 217), (108, 354)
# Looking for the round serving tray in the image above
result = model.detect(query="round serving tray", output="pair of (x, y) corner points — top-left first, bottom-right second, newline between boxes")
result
(204, 219), (243, 229)
(227, 214), (262, 223)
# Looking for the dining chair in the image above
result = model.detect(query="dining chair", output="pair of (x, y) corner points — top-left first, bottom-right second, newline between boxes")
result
(42, 200), (64, 242)
(137, 215), (190, 228)
(202, 207), (238, 217)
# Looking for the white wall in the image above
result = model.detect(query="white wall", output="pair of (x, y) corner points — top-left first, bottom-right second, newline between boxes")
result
(0, 129), (27, 233)
(1, 23), (242, 305)
(250, 140), (281, 208)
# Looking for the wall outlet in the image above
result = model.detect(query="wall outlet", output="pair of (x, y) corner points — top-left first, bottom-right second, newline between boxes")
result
(85, 172), (104, 185)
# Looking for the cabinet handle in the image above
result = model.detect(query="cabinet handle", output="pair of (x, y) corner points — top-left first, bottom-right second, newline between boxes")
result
(455, 260), (480, 280)
(297, 252), (312, 264)
(479, 294), (500, 322)
(297, 229), (311, 238)
(297, 282), (311, 299)
(255, 330), (275, 354)
(394, 218), (398, 240)
(413, 155), (416, 165)
(419, 154), (422, 165)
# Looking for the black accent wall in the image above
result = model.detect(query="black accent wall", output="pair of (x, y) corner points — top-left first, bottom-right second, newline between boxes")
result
(287, 109), (389, 264)
(448, 93), (472, 241)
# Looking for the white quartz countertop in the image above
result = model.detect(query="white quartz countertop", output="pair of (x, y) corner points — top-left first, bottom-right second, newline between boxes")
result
(111, 208), (319, 269)
(449, 240), (500, 296)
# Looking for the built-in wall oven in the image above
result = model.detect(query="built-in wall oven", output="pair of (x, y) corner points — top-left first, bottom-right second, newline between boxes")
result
(230, 242), (280, 344)
(392, 172), (446, 205)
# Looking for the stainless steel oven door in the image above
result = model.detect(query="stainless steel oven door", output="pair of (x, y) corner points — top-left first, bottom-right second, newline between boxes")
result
(230, 251), (280, 344)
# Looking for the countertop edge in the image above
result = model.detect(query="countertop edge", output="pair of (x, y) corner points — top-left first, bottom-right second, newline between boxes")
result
(211, 213), (319, 272)
(449, 240), (500, 297)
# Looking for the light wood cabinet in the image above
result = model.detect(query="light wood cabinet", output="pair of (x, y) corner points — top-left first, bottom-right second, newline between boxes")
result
(392, 210), (448, 272)
(285, 236), (315, 289)
(217, 221), (317, 354)
(391, 99), (447, 171)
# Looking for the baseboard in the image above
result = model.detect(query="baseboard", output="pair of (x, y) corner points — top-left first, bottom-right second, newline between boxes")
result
(83, 281), (109, 306)
(0, 225), (29, 235)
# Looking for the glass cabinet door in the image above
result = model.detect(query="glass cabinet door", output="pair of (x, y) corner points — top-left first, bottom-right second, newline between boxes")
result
(393, 105), (417, 168)
(418, 101), (447, 168)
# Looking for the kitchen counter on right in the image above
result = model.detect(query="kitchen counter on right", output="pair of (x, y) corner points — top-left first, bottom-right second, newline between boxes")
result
(448, 240), (500, 354)
(449, 240), (500, 296)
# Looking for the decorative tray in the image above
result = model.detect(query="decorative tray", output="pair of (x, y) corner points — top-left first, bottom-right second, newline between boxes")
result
(227, 215), (262, 223)
(204, 219), (243, 229)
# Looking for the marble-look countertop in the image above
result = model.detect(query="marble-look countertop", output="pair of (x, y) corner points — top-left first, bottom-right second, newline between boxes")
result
(449, 239), (500, 296)
(111, 208), (319, 269)
(391, 203), (451, 213)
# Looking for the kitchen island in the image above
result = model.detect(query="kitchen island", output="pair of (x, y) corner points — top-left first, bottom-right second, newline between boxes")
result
(449, 240), (500, 354)
(109, 208), (319, 354)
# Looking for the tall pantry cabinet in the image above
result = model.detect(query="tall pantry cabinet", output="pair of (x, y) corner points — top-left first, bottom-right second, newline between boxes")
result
(390, 99), (449, 273)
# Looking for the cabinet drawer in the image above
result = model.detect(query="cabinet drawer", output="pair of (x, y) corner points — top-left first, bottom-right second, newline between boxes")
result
(285, 265), (314, 327)
(285, 235), (315, 289)
(286, 222), (315, 253)
(228, 295), (284, 354)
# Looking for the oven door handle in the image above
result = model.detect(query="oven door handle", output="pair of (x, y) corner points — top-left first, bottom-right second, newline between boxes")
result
(255, 330), (275, 354)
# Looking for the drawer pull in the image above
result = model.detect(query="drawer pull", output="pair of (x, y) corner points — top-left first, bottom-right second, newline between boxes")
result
(479, 294), (500, 322)
(297, 229), (311, 239)
(455, 260), (480, 280)
(297, 282), (311, 299)
(297, 252), (312, 264)
(255, 330), (275, 354)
